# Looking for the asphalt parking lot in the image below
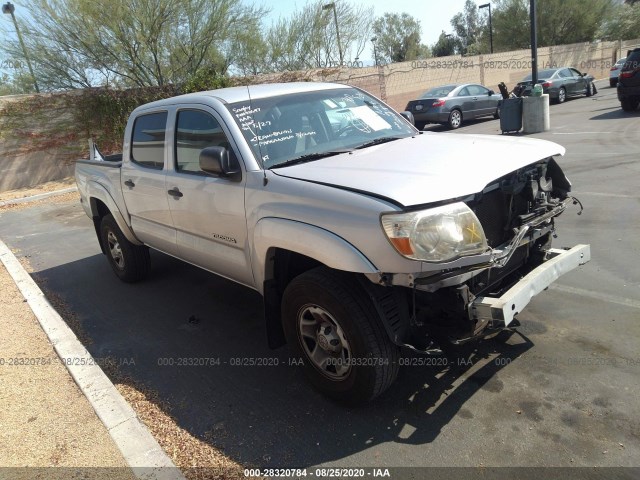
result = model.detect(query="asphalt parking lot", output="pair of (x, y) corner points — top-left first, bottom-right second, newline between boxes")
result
(1, 80), (639, 476)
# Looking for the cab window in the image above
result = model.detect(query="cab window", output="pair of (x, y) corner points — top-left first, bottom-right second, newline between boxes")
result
(131, 112), (167, 169)
(175, 110), (231, 175)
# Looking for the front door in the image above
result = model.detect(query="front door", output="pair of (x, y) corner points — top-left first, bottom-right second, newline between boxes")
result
(165, 107), (254, 287)
(570, 68), (587, 94)
(468, 84), (493, 117)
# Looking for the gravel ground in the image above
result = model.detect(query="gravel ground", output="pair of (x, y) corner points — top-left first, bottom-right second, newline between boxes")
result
(0, 262), (135, 479)
(0, 178), (75, 203)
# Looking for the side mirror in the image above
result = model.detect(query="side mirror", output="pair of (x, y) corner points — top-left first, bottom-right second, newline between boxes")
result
(199, 146), (241, 181)
(399, 110), (415, 126)
(488, 90), (495, 96)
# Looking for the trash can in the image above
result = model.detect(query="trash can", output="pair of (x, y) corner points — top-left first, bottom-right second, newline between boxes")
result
(499, 97), (523, 134)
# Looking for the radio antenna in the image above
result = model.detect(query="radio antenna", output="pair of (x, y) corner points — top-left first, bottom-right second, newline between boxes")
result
(246, 85), (268, 186)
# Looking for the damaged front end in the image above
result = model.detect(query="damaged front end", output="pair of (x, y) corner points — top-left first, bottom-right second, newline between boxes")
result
(373, 157), (590, 351)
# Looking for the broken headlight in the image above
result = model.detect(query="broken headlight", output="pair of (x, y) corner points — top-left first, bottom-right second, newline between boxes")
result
(381, 202), (488, 262)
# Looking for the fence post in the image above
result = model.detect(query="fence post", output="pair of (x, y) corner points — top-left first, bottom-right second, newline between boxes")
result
(377, 65), (387, 102)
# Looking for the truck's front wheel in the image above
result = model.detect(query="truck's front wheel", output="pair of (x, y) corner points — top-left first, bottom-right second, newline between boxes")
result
(282, 267), (399, 405)
(100, 214), (150, 283)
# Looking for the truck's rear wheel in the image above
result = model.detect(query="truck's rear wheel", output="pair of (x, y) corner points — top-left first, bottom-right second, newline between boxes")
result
(100, 214), (150, 283)
(282, 267), (399, 405)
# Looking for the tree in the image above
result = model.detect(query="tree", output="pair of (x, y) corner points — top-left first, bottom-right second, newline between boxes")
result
(490, 0), (531, 51)
(536, 0), (612, 46)
(263, 1), (374, 71)
(2, 0), (267, 90)
(464, 0), (615, 53)
(371, 13), (430, 64)
(450, 0), (486, 55)
(432, 31), (456, 57)
(599, 2), (640, 41)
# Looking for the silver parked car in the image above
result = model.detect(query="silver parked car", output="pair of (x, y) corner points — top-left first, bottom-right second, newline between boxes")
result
(405, 83), (502, 130)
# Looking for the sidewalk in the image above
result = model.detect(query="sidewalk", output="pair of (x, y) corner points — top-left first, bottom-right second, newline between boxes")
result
(0, 260), (134, 478)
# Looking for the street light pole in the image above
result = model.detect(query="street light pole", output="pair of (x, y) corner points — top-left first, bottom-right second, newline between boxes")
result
(530, 0), (538, 86)
(2, 2), (39, 93)
(322, 2), (343, 66)
(479, 3), (493, 54)
(371, 37), (378, 66)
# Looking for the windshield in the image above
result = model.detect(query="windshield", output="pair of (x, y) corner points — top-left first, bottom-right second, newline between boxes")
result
(421, 85), (456, 97)
(226, 87), (415, 169)
(523, 69), (557, 81)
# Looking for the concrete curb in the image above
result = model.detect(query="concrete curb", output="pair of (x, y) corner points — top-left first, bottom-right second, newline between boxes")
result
(0, 238), (186, 480)
(0, 186), (78, 207)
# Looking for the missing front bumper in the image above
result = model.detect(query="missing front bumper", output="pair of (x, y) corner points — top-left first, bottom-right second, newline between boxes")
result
(469, 244), (591, 326)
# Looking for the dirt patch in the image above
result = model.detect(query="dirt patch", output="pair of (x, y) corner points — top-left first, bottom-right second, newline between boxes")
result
(0, 262), (134, 478)
(0, 191), (80, 212)
(0, 177), (76, 203)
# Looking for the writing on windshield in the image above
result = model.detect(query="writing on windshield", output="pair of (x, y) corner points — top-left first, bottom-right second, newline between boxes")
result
(227, 88), (414, 168)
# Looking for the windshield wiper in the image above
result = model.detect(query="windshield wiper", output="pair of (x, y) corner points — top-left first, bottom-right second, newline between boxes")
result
(268, 149), (352, 169)
(354, 136), (404, 150)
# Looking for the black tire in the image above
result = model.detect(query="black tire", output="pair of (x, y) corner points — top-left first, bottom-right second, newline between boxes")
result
(621, 97), (640, 112)
(281, 267), (400, 405)
(493, 108), (500, 119)
(557, 87), (566, 104)
(414, 121), (427, 131)
(610, 79), (617, 88)
(447, 109), (463, 129)
(100, 214), (150, 283)
(586, 82), (595, 97)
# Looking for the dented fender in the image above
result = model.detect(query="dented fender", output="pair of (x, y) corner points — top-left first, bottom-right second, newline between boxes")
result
(251, 217), (379, 295)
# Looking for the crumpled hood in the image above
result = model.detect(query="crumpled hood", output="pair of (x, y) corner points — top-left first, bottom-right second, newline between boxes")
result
(273, 132), (566, 207)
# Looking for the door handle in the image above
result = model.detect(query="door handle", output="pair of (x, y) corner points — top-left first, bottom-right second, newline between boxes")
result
(167, 188), (183, 198)
(124, 179), (135, 188)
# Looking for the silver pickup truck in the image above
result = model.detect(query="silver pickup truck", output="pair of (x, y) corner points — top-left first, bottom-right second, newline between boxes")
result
(75, 82), (590, 404)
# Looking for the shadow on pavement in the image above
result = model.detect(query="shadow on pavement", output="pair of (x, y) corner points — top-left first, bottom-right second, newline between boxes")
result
(31, 249), (533, 468)
(590, 108), (639, 120)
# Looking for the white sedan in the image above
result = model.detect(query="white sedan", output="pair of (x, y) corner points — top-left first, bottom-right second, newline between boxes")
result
(610, 57), (627, 87)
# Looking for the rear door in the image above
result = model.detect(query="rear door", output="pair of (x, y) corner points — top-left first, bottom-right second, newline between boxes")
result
(121, 111), (178, 255)
(165, 106), (253, 287)
(556, 69), (573, 94)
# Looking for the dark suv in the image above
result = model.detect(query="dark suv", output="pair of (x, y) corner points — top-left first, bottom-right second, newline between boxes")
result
(617, 48), (640, 111)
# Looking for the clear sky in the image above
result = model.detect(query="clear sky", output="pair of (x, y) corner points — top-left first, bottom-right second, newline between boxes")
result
(253, 0), (471, 61)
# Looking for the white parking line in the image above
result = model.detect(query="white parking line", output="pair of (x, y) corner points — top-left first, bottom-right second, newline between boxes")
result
(551, 132), (612, 135)
(550, 284), (640, 310)
(577, 192), (640, 199)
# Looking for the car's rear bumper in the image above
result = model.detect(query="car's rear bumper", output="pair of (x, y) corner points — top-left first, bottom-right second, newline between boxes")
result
(413, 111), (449, 123)
(618, 84), (640, 99)
(469, 244), (591, 327)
